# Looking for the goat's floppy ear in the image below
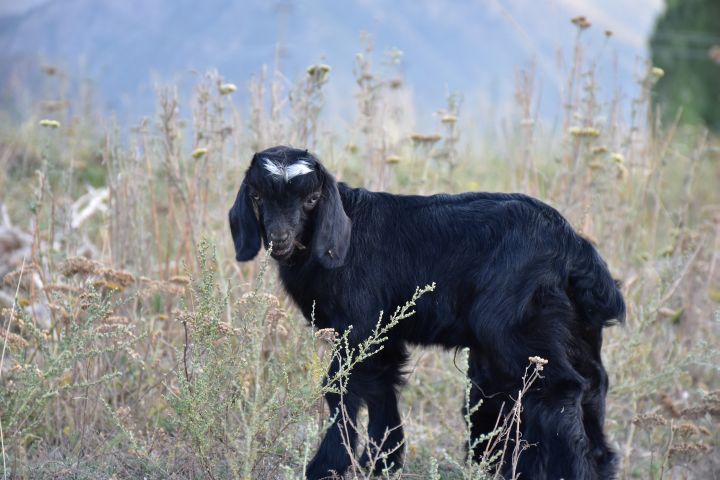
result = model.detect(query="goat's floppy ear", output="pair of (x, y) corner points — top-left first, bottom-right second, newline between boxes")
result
(229, 181), (261, 261)
(312, 168), (351, 269)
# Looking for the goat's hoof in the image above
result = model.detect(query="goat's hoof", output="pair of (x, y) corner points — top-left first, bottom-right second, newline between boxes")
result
(305, 458), (345, 480)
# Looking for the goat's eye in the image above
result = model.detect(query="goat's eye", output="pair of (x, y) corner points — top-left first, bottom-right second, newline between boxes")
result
(249, 190), (261, 202)
(304, 192), (321, 209)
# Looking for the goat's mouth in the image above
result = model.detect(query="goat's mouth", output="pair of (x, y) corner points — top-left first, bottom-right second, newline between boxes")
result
(270, 242), (294, 259)
(270, 239), (306, 261)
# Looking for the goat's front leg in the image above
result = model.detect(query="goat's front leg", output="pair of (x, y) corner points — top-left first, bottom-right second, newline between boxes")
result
(358, 382), (404, 473)
(306, 356), (363, 480)
(358, 349), (407, 474)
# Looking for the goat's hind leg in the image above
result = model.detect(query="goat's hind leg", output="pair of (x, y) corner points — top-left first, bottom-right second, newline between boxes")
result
(518, 374), (597, 478)
(514, 296), (601, 479)
(471, 288), (602, 479)
(464, 349), (509, 467)
(581, 364), (616, 479)
(576, 328), (617, 478)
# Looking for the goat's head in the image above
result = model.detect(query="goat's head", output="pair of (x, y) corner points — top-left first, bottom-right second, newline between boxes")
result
(229, 146), (351, 268)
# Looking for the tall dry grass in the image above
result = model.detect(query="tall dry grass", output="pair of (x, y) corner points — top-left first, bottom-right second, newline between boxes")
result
(0, 21), (718, 479)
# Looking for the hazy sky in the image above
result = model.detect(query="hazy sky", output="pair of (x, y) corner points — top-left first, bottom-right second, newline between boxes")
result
(0, 0), (51, 16)
(0, 0), (666, 128)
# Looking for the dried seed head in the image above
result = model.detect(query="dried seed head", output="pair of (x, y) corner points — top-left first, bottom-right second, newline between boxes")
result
(307, 64), (332, 77)
(168, 275), (191, 287)
(692, 390), (720, 417)
(104, 315), (131, 325)
(219, 83), (237, 95)
(528, 356), (549, 370)
(306, 64), (331, 83)
(632, 413), (667, 428)
(39, 119), (60, 129)
(669, 442), (712, 462)
(3, 263), (40, 286)
(93, 279), (122, 291)
(266, 307), (288, 324)
(101, 267), (135, 288)
(410, 133), (442, 145)
(97, 323), (122, 334)
(571, 16), (591, 29)
(41, 64), (58, 76)
(191, 147), (208, 159)
(660, 392), (682, 417)
(217, 321), (238, 336)
(138, 278), (185, 296)
(174, 310), (195, 325)
(589, 159), (603, 171)
(569, 126), (600, 138)
(238, 292), (280, 308)
(673, 422), (701, 438)
(315, 328), (338, 343)
(385, 155), (402, 165)
(61, 257), (101, 277)
(0, 328), (29, 350)
(78, 291), (93, 310)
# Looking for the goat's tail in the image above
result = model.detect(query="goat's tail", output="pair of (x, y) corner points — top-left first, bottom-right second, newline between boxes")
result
(568, 237), (626, 329)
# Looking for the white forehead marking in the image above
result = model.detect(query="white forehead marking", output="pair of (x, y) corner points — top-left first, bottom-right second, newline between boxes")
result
(262, 158), (314, 182)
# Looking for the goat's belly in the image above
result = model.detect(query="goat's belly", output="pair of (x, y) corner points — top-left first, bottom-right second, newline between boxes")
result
(402, 317), (476, 349)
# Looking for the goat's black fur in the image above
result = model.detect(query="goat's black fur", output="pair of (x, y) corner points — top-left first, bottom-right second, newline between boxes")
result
(229, 146), (625, 479)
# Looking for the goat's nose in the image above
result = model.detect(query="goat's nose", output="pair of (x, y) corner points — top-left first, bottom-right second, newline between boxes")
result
(269, 231), (291, 242)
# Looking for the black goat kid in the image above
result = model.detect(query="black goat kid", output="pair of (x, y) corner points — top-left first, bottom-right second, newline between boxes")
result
(229, 146), (625, 479)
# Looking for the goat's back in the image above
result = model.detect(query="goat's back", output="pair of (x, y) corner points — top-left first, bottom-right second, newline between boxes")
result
(280, 186), (624, 348)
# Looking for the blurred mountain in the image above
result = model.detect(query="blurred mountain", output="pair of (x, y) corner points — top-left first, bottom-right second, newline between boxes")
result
(0, 0), (663, 127)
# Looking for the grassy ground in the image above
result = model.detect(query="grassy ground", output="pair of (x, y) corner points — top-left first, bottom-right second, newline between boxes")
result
(1, 28), (719, 479)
